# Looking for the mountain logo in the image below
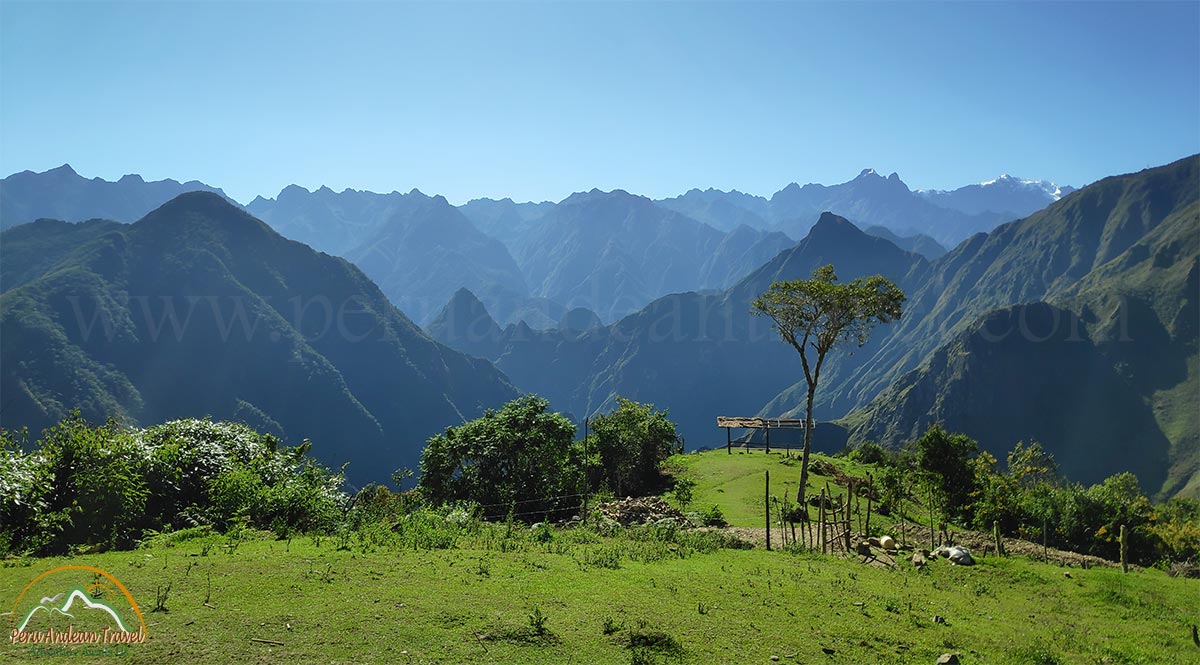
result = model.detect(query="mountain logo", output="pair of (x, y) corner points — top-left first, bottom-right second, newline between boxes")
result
(7, 565), (147, 651)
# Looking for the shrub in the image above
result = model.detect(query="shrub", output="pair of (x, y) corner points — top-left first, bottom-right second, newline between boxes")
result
(700, 504), (727, 527)
(847, 441), (887, 465)
(36, 415), (150, 553)
(589, 397), (681, 497)
(418, 395), (583, 520)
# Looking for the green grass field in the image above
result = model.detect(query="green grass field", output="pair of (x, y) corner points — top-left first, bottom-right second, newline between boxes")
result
(2, 450), (1197, 664)
(667, 448), (889, 530)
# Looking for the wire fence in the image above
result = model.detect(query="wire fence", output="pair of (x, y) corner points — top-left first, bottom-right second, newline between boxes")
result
(468, 492), (591, 520)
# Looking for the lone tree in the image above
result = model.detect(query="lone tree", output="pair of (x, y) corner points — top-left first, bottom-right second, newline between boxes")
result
(752, 264), (904, 507)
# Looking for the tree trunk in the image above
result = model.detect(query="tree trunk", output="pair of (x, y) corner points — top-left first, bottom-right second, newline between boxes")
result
(796, 385), (816, 508)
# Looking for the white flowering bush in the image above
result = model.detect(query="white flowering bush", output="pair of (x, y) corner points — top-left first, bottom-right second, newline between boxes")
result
(0, 414), (349, 555)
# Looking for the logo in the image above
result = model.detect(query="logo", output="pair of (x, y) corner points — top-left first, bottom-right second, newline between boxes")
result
(8, 566), (147, 656)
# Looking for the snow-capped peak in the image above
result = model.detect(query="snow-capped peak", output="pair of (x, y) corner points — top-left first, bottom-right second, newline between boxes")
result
(978, 174), (1070, 200)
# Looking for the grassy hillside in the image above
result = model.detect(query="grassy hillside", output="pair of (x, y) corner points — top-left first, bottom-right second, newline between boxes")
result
(666, 448), (886, 530)
(2, 519), (1196, 664)
(3, 441), (1196, 664)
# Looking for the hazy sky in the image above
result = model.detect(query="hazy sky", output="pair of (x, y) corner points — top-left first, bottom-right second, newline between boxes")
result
(2, 1), (1197, 205)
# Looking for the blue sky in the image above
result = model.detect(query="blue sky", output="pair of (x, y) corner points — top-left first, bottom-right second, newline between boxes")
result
(2, 1), (1197, 205)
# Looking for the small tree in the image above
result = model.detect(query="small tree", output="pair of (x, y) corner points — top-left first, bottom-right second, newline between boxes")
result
(913, 423), (979, 520)
(589, 397), (681, 497)
(417, 395), (582, 520)
(752, 264), (904, 507)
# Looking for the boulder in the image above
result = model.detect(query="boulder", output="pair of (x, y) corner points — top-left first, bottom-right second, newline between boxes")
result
(936, 654), (960, 665)
(912, 551), (927, 568)
(879, 535), (896, 550)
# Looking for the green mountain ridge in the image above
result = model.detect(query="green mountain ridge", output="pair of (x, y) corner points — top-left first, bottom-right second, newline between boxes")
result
(839, 158), (1199, 498)
(0, 192), (519, 485)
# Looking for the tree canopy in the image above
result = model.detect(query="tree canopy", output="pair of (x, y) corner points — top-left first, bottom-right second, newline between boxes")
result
(752, 264), (904, 506)
(417, 395), (582, 520)
(588, 397), (681, 497)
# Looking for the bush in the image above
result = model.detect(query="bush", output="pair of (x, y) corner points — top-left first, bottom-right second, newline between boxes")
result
(0, 414), (348, 554)
(36, 415), (150, 553)
(912, 423), (979, 520)
(700, 504), (727, 527)
(418, 395), (583, 521)
(589, 397), (681, 498)
(847, 441), (887, 465)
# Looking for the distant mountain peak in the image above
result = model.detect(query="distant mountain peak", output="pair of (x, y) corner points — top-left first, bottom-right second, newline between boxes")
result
(856, 168), (880, 179)
(976, 174), (1074, 200)
(561, 188), (642, 206)
(147, 190), (241, 216)
(810, 211), (861, 235)
(278, 184), (311, 199)
(46, 163), (78, 176)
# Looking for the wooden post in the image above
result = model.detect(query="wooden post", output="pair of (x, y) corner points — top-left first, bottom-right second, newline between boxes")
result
(765, 426), (770, 454)
(1120, 524), (1128, 573)
(928, 484), (936, 551)
(855, 481), (861, 535)
(1042, 516), (1049, 563)
(865, 474), (873, 538)
(726, 427), (731, 454)
(818, 489), (827, 554)
(844, 486), (852, 552)
(582, 417), (590, 525)
(765, 470), (771, 551)
(993, 521), (1004, 557)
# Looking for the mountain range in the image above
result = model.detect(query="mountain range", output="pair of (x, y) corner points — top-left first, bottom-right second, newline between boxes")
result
(430, 157), (1198, 499)
(0, 193), (517, 485)
(3, 164), (1068, 328)
(3, 158), (1193, 499)
(0, 164), (231, 231)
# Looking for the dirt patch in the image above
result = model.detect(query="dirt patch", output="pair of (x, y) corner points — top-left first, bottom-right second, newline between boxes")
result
(891, 523), (1119, 569)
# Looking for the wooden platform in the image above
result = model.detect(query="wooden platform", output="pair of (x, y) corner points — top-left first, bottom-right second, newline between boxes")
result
(716, 416), (810, 429)
(716, 416), (813, 454)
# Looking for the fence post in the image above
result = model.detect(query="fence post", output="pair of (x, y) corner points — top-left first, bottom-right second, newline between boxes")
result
(844, 486), (852, 552)
(1120, 524), (1128, 573)
(1042, 516), (1049, 563)
(726, 427), (731, 454)
(928, 484), (936, 552)
(865, 474), (873, 538)
(993, 520), (1004, 557)
(818, 489), (827, 554)
(764, 470), (772, 551)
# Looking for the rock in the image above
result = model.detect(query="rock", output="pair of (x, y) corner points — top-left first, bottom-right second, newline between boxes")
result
(1063, 571), (1072, 579)
(855, 541), (873, 556)
(595, 497), (690, 527)
(770, 657), (780, 662)
(879, 535), (896, 550)
(933, 615), (947, 625)
(936, 654), (960, 665)
(911, 551), (927, 568)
